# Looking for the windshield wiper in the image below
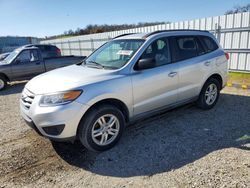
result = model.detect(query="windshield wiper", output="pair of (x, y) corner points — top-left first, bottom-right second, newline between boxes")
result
(85, 61), (104, 69)
(103, 66), (118, 70)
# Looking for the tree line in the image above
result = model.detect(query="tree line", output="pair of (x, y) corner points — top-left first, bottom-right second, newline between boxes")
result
(45, 4), (250, 39)
(225, 3), (250, 15)
(45, 22), (168, 39)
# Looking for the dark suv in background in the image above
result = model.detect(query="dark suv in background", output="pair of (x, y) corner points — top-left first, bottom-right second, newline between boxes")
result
(24, 44), (61, 58)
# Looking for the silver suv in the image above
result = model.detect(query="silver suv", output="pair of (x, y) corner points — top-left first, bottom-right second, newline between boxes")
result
(20, 30), (228, 151)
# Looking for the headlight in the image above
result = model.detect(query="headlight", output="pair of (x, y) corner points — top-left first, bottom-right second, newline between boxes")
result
(39, 90), (82, 106)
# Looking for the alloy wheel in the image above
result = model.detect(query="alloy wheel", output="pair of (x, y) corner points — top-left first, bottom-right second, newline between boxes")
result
(91, 114), (120, 146)
(205, 83), (218, 105)
(0, 79), (5, 90)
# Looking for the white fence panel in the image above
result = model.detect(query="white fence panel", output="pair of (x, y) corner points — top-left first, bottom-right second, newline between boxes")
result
(42, 12), (250, 72)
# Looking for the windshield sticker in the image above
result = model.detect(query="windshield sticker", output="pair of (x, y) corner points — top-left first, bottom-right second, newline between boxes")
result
(117, 50), (133, 56)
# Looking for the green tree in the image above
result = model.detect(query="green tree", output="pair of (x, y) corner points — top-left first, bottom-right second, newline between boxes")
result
(225, 4), (250, 15)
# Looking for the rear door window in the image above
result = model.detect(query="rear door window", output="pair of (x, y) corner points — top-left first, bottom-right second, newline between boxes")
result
(173, 36), (203, 61)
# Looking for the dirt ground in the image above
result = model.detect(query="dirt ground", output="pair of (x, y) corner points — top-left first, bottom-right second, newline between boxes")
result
(0, 82), (249, 188)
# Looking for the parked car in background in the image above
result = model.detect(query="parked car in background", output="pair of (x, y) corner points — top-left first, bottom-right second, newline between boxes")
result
(20, 30), (228, 152)
(0, 45), (85, 90)
(24, 44), (61, 58)
(0, 52), (10, 61)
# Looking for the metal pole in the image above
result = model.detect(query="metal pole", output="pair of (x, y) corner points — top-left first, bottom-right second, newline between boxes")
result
(68, 41), (71, 55)
(61, 41), (64, 56)
(91, 38), (94, 52)
(215, 24), (221, 44)
(78, 40), (82, 56)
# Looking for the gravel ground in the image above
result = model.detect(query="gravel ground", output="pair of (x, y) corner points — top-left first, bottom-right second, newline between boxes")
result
(0, 83), (249, 188)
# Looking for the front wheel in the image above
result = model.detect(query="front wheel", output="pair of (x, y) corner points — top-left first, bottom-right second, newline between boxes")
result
(197, 78), (220, 110)
(0, 76), (7, 91)
(78, 105), (125, 152)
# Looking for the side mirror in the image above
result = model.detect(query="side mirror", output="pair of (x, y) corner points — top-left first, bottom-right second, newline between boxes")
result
(136, 58), (155, 70)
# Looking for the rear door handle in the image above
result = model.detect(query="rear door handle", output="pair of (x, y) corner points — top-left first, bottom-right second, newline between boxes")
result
(168, 72), (177, 77)
(204, 61), (211, 66)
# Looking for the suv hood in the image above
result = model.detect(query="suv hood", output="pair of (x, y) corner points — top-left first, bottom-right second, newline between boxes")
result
(0, 60), (7, 65)
(25, 65), (120, 94)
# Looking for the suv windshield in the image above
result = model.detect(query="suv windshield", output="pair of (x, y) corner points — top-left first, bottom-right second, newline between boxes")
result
(84, 39), (145, 69)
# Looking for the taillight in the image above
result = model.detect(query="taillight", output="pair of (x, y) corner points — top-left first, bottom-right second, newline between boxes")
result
(56, 48), (61, 56)
(225, 52), (229, 60)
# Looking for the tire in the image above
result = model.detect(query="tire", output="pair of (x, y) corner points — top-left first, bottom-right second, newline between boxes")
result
(197, 78), (220, 110)
(0, 75), (7, 91)
(78, 104), (125, 152)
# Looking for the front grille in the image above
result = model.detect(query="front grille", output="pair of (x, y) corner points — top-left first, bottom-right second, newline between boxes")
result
(21, 88), (35, 110)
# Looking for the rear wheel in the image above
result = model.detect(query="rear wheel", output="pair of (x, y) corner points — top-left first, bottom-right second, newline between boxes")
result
(0, 76), (7, 91)
(197, 78), (220, 110)
(78, 105), (125, 152)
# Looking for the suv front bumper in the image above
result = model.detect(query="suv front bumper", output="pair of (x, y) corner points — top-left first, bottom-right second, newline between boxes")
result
(20, 95), (89, 141)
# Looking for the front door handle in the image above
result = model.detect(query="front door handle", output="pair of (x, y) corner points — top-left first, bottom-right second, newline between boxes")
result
(168, 72), (177, 77)
(204, 61), (211, 66)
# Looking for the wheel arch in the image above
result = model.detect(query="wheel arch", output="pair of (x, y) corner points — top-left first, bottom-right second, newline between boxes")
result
(89, 98), (130, 122)
(0, 73), (10, 82)
(201, 73), (223, 92)
(206, 73), (223, 90)
(76, 98), (130, 138)
(197, 73), (222, 109)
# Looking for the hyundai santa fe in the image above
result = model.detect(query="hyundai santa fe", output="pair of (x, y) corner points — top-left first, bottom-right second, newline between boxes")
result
(20, 30), (228, 151)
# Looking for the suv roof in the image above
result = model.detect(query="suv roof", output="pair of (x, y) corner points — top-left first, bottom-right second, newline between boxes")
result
(17, 44), (54, 50)
(24, 44), (55, 47)
(143, 29), (209, 38)
(114, 30), (210, 40)
(16, 46), (39, 51)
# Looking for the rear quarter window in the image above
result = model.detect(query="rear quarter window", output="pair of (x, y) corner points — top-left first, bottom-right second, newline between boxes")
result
(37, 45), (53, 52)
(39, 45), (59, 58)
(51, 46), (59, 51)
(200, 36), (218, 53)
(37, 46), (46, 51)
(44, 45), (52, 51)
